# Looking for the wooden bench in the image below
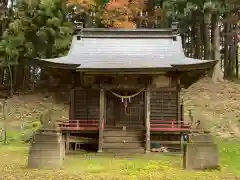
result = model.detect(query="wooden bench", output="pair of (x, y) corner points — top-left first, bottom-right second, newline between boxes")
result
(62, 135), (97, 152)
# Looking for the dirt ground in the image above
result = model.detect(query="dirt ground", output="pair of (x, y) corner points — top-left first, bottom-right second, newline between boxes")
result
(0, 77), (240, 138)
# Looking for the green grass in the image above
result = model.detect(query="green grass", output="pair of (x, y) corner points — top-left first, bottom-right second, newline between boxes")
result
(0, 140), (239, 180)
(218, 139), (240, 175)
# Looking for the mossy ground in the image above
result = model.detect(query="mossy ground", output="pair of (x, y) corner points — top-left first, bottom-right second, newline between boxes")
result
(0, 140), (239, 180)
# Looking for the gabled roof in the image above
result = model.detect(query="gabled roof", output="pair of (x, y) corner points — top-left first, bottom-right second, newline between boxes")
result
(36, 28), (217, 71)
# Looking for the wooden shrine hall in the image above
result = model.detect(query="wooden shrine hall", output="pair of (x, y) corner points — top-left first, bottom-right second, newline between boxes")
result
(36, 23), (217, 153)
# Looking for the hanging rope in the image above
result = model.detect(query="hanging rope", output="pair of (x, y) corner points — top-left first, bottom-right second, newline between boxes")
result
(104, 87), (145, 114)
(105, 88), (145, 99)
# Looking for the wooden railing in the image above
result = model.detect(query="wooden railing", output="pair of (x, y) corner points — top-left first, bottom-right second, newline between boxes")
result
(57, 119), (191, 132)
(150, 120), (191, 132)
(57, 120), (99, 131)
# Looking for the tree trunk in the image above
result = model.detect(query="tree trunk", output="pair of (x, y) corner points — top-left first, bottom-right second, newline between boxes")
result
(203, 13), (211, 60)
(15, 58), (25, 90)
(236, 37), (239, 79)
(195, 23), (201, 59)
(7, 65), (13, 96)
(2, 99), (7, 145)
(147, 0), (154, 28)
(83, 11), (93, 28)
(211, 13), (223, 82)
(228, 38), (237, 78)
(191, 19), (196, 58)
(223, 13), (231, 79)
(193, 11), (201, 59)
(0, 68), (4, 84)
(187, 28), (191, 56)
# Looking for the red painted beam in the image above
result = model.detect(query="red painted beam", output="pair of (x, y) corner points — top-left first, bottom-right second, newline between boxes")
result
(150, 127), (191, 132)
(60, 127), (98, 131)
(59, 123), (98, 126)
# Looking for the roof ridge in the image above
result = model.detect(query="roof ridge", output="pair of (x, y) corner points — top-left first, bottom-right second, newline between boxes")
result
(82, 28), (173, 32)
(73, 22), (179, 39)
(75, 28), (175, 39)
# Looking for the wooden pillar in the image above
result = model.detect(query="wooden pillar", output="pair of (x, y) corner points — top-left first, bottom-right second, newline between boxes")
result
(98, 89), (105, 153)
(176, 75), (181, 126)
(66, 132), (70, 152)
(145, 86), (151, 153)
(104, 91), (107, 126)
(69, 89), (75, 120)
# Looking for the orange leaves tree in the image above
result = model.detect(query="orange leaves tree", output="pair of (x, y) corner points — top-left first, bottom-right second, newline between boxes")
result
(67, 0), (162, 28)
(103, 0), (145, 28)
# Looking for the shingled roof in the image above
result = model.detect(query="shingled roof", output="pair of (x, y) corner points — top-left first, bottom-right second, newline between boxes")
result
(36, 28), (217, 71)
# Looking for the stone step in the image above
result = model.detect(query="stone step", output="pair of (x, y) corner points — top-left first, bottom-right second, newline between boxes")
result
(103, 142), (144, 149)
(104, 136), (142, 141)
(104, 130), (144, 137)
(103, 147), (145, 154)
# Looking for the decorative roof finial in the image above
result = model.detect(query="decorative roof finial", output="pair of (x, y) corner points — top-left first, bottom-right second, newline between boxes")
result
(171, 22), (178, 41)
(171, 22), (178, 30)
(74, 21), (83, 40)
(74, 20), (83, 29)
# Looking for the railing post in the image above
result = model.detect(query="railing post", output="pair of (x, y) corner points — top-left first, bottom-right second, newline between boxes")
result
(77, 120), (79, 128)
(172, 121), (174, 128)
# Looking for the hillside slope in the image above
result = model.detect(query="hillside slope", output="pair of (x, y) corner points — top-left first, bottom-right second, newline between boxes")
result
(0, 93), (69, 141)
(184, 78), (240, 138)
(0, 78), (240, 140)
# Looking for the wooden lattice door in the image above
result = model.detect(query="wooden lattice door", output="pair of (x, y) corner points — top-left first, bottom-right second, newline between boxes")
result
(105, 90), (145, 127)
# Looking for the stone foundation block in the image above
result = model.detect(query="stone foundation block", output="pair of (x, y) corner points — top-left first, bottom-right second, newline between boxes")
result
(27, 130), (65, 169)
(183, 142), (219, 170)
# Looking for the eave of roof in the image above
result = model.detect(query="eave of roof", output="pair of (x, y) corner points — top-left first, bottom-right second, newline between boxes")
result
(171, 59), (218, 71)
(32, 57), (80, 69)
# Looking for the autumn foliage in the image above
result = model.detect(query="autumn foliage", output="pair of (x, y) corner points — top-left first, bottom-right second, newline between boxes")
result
(68, 0), (147, 28)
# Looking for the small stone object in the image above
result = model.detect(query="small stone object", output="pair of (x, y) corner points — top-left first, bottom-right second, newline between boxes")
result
(152, 146), (168, 152)
(40, 109), (58, 130)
